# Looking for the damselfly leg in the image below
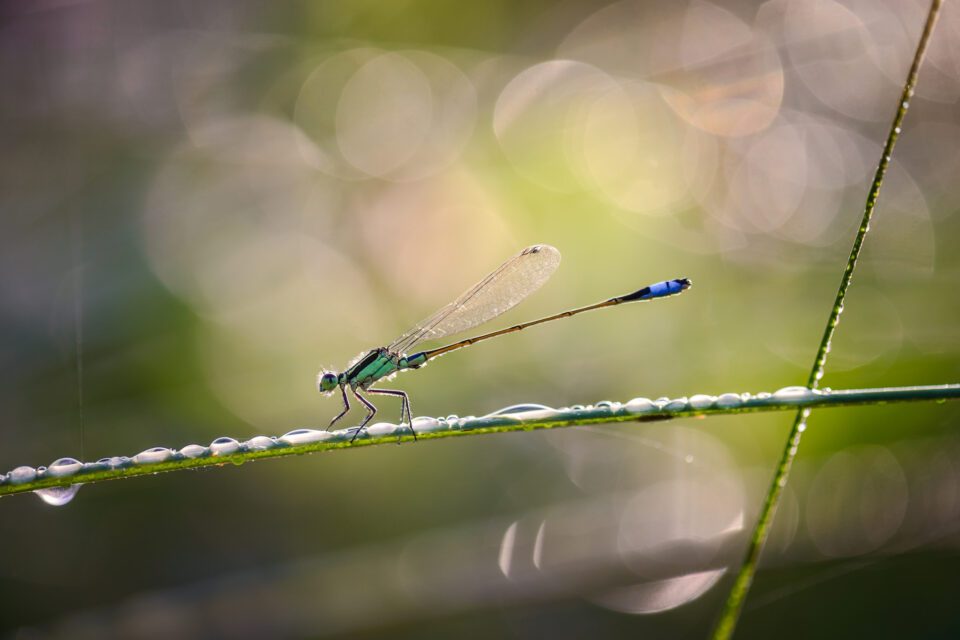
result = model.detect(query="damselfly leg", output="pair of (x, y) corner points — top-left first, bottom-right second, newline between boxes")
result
(367, 388), (415, 440)
(329, 385), (351, 429)
(351, 388), (377, 442)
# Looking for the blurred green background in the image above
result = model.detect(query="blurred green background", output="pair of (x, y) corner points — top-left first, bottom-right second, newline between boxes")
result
(2, 0), (959, 638)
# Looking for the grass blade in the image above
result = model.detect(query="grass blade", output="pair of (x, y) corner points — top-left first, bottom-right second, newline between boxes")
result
(711, 2), (945, 638)
(1, 384), (957, 498)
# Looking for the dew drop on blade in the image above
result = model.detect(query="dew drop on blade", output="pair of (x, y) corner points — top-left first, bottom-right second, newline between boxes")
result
(34, 484), (81, 506)
(48, 457), (83, 477)
(209, 437), (241, 455)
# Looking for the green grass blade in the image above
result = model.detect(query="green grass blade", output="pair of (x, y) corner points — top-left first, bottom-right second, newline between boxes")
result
(711, 2), (945, 638)
(2, 384), (958, 498)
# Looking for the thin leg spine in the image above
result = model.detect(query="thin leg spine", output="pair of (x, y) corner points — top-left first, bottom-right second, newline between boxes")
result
(367, 388), (416, 440)
(351, 388), (377, 442)
(328, 385), (351, 429)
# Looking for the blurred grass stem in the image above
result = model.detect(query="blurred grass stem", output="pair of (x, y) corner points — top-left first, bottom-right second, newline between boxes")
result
(711, 2), (945, 638)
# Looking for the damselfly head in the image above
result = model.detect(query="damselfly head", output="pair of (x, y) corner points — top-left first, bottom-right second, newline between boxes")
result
(317, 371), (339, 394)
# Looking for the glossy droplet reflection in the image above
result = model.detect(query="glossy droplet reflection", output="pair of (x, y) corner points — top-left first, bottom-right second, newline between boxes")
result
(772, 386), (817, 402)
(133, 447), (174, 465)
(47, 457), (82, 477)
(34, 484), (81, 506)
(9, 466), (37, 485)
(209, 437), (240, 456)
(487, 404), (555, 416)
(243, 436), (275, 451)
(279, 429), (332, 446)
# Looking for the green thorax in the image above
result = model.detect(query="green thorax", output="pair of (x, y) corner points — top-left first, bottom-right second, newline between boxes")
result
(343, 348), (427, 388)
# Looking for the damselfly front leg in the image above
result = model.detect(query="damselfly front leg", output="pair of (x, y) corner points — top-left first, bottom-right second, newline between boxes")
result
(328, 385), (351, 429)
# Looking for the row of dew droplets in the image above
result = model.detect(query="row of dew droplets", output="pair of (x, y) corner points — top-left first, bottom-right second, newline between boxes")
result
(2, 385), (954, 501)
(21, 435), (273, 506)
(812, 300), (845, 384)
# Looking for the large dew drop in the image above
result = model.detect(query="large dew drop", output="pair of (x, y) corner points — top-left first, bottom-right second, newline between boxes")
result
(209, 437), (241, 456)
(34, 485), (81, 506)
(48, 457), (82, 476)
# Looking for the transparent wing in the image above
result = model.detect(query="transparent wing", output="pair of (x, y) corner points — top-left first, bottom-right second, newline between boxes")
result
(388, 244), (561, 354)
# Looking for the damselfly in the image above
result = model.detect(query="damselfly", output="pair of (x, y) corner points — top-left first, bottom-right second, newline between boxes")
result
(318, 245), (691, 441)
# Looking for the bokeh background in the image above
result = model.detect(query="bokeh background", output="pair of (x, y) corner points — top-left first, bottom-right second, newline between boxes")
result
(2, 0), (960, 637)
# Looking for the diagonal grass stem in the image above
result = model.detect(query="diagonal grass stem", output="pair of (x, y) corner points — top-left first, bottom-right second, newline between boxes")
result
(711, 2), (945, 638)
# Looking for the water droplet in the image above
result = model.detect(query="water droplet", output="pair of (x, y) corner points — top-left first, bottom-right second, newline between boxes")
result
(134, 447), (174, 464)
(445, 414), (460, 422)
(47, 457), (82, 478)
(9, 466), (37, 484)
(411, 416), (441, 432)
(35, 485), (81, 506)
(755, 392), (772, 400)
(625, 397), (655, 413)
(243, 436), (275, 451)
(489, 404), (552, 416)
(279, 429), (332, 446)
(178, 444), (209, 459)
(664, 397), (689, 411)
(688, 394), (716, 410)
(595, 400), (617, 409)
(798, 423), (807, 433)
(715, 393), (741, 409)
(209, 437), (240, 455)
(773, 386), (815, 402)
(365, 422), (398, 437)
(570, 405), (586, 411)
(104, 456), (132, 469)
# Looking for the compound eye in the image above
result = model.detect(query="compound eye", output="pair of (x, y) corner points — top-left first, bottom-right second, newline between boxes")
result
(318, 373), (338, 393)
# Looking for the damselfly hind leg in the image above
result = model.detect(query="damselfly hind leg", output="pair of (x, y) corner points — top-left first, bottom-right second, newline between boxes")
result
(367, 388), (416, 441)
(328, 385), (351, 430)
(350, 388), (377, 442)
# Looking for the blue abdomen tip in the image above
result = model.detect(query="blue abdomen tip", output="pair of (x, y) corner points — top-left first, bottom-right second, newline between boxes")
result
(644, 278), (690, 299)
(618, 278), (691, 302)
